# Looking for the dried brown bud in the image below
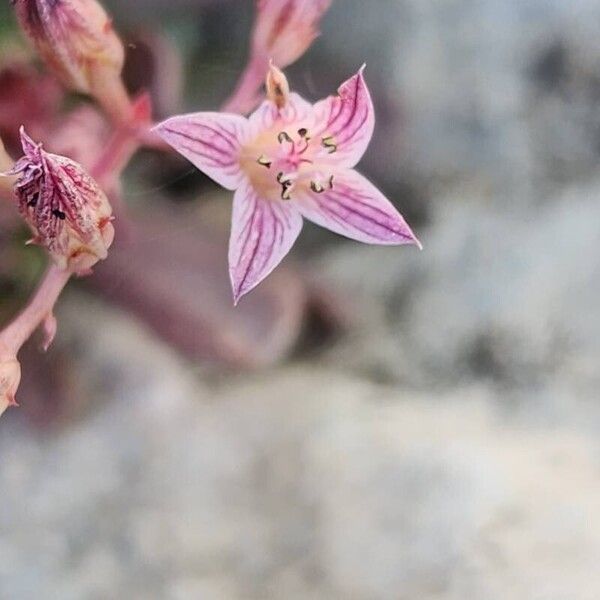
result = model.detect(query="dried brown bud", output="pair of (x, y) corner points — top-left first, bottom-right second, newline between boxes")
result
(5, 128), (114, 274)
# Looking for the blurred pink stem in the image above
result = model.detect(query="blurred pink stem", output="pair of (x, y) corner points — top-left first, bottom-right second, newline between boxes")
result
(90, 125), (140, 188)
(0, 265), (70, 357)
(222, 54), (267, 114)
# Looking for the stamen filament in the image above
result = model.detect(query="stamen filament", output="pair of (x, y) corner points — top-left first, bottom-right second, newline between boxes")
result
(278, 131), (293, 144)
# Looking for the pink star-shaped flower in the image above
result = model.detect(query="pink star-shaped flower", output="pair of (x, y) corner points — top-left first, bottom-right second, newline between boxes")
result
(155, 66), (421, 304)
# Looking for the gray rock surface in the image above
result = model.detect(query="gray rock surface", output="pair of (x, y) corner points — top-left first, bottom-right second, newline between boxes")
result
(0, 290), (599, 599)
(0, 298), (598, 600)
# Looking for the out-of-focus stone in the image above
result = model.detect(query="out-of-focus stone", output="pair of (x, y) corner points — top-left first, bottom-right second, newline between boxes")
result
(1, 362), (600, 599)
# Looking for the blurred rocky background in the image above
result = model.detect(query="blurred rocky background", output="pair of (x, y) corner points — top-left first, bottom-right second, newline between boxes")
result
(1, 0), (600, 598)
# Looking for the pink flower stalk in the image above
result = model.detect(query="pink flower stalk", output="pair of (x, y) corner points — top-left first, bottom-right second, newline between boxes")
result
(3, 127), (114, 275)
(11, 0), (131, 124)
(0, 265), (71, 414)
(155, 65), (421, 304)
(223, 0), (332, 113)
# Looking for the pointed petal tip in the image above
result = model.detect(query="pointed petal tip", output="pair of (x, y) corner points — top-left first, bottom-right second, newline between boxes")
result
(150, 121), (165, 136)
(396, 227), (422, 250)
(231, 281), (248, 307)
(340, 64), (368, 90)
(151, 118), (177, 138)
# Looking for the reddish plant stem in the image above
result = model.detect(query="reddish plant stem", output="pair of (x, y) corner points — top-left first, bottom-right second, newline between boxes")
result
(222, 54), (267, 114)
(90, 126), (138, 187)
(0, 265), (70, 358)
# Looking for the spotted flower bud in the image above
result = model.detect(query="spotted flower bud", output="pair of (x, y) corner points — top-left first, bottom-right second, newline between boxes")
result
(252, 0), (332, 68)
(0, 357), (21, 417)
(11, 0), (130, 122)
(4, 127), (114, 274)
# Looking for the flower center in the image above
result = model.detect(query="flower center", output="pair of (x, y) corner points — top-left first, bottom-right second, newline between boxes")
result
(242, 126), (337, 201)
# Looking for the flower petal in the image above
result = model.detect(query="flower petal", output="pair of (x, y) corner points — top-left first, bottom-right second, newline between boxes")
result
(313, 66), (375, 168)
(154, 113), (249, 190)
(229, 179), (303, 303)
(248, 92), (314, 136)
(296, 169), (421, 247)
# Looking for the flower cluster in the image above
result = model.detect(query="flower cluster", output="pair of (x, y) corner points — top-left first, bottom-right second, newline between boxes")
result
(0, 0), (420, 414)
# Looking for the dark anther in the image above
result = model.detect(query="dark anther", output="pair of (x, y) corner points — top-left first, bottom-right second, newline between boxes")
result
(278, 131), (293, 144)
(278, 174), (293, 200)
(257, 155), (272, 169)
(322, 135), (337, 154)
(52, 209), (66, 220)
(310, 181), (325, 193)
(328, 175), (334, 189)
(281, 185), (292, 200)
(298, 128), (308, 138)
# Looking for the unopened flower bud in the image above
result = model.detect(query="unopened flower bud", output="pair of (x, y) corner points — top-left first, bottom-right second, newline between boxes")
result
(12, 0), (130, 123)
(0, 357), (21, 417)
(266, 63), (289, 109)
(4, 127), (114, 274)
(252, 0), (332, 68)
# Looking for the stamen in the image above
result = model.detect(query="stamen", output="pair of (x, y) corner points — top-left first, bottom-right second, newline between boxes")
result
(52, 209), (66, 220)
(322, 135), (337, 154)
(278, 131), (293, 144)
(257, 155), (272, 169)
(277, 171), (293, 184)
(310, 181), (325, 194)
(328, 175), (334, 189)
(277, 171), (294, 200)
(298, 138), (310, 155)
(298, 128), (308, 138)
(281, 183), (292, 200)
